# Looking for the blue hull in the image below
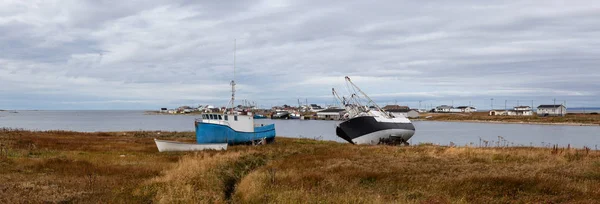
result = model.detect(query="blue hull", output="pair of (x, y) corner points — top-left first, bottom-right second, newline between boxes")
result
(195, 122), (276, 145)
(253, 115), (267, 119)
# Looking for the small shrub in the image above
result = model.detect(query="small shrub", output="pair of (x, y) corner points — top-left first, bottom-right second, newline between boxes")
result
(580, 172), (600, 181)
(0, 156), (14, 166)
(565, 152), (584, 162)
(405, 191), (425, 200)
(469, 157), (490, 163)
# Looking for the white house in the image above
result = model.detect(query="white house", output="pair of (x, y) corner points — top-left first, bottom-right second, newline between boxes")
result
(489, 106), (534, 116)
(456, 106), (477, 113)
(537, 105), (567, 116)
(435, 105), (453, 113)
(513, 106), (533, 116)
(488, 110), (506, 116)
(434, 105), (472, 113)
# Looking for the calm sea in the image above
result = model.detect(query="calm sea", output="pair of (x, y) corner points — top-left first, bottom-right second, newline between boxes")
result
(1, 110), (599, 148)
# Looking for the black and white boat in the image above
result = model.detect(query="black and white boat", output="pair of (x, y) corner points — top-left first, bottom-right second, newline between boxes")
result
(333, 76), (415, 145)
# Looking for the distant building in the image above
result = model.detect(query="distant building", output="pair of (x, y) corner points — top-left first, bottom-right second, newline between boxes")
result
(537, 105), (567, 116)
(316, 108), (346, 120)
(456, 106), (477, 113)
(160, 108), (167, 113)
(387, 109), (420, 118)
(513, 106), (533, 116)
(488, 110), (506, 116)
(382, 105), (409, 111)
(309, 104), (325, 112)
(382, 105), (418, 118)
(435, 105), (453, 113)
(489, 106), (534, 116)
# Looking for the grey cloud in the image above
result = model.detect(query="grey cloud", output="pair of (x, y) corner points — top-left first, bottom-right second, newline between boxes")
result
(0, 0), (599, 109)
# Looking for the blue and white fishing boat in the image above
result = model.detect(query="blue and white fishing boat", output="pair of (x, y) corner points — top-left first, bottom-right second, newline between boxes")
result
(195, 113), (276, 144)
(194, 40), (276, 145)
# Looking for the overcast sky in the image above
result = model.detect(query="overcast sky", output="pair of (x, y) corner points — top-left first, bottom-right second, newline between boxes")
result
(1, 0), (599, 110)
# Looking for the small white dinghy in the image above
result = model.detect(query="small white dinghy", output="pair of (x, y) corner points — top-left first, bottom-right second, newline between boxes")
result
(154, 139), (227, 152)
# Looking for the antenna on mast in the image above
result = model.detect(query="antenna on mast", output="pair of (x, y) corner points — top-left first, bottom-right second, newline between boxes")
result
(230, 39), (237, 114)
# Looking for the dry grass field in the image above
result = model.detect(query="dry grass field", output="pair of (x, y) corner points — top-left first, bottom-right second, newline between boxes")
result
(421, 112), (600, 125)
(2, 129), (600, 203)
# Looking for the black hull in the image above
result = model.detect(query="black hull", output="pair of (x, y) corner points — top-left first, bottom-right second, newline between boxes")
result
(336, 116), (415, 143)
(271, 113), (290, 119)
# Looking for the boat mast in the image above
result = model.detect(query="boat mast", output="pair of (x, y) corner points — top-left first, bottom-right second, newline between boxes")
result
(332, 88), (345, 106)
(230, 39), (236, 114)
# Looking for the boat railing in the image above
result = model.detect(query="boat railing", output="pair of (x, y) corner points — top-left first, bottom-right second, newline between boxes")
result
(195, 118), (231, 126)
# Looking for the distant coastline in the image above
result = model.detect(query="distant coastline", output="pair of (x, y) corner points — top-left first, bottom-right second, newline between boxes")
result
(414, 119), (600, 126)
(144, 110), (203, 115)
(418, 112), (600, 126)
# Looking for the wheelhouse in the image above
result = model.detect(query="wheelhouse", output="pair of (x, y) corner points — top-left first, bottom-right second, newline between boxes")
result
(200, 113), (239, 121)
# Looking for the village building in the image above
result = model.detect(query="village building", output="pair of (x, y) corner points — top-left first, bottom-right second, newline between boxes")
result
(456, 106), (477, 113)
(435, 105), (453, 113)
(382, 105), (419, 118)
(316, 108), (346, 120)
(488, 110), (506, 116)
(387, 109), (420, 118)
(489, 106), (534, 116)
(537, 105), (567, 116)
(382, 105), (409, 111)
(513, 106), (534, 116)
(434, 105), (467, 113)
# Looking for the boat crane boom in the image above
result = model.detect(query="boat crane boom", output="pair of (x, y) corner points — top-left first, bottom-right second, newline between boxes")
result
(344, 76), (389, 118)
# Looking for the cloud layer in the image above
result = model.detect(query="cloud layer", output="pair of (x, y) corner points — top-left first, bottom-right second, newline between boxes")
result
(1, 0), (599, 109)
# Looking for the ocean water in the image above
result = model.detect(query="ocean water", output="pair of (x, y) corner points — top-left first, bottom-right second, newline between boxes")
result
(1, 110), (599, 148)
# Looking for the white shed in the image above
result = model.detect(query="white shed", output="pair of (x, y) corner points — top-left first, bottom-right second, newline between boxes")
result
(316, 108), (346, 120)
(537, 105), (566, 116)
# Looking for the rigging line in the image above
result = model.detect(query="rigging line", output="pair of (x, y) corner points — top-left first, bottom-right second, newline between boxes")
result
(344, 81), (353, 101)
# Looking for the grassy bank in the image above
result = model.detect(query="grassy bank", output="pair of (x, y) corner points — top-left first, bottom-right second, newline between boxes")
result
(420, 112), (600, 126)
(2, 129), (600, 203)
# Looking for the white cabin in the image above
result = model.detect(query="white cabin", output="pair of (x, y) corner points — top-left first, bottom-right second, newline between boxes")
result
(199, 113), (255, 132)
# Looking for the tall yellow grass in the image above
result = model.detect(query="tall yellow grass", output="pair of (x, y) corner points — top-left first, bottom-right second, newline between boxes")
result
(2, 129), (600, 203)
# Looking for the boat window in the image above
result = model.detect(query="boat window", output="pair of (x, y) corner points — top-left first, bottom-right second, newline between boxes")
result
(210, 115), (214, 120)
(234, 115), (238, 121)
(203, 114), (207, 119)
(218, 115), (222, 120)
(224, 115), (228, 120)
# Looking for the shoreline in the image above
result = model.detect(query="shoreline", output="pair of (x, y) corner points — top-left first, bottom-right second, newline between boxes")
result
(413, 119), (600, 126)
